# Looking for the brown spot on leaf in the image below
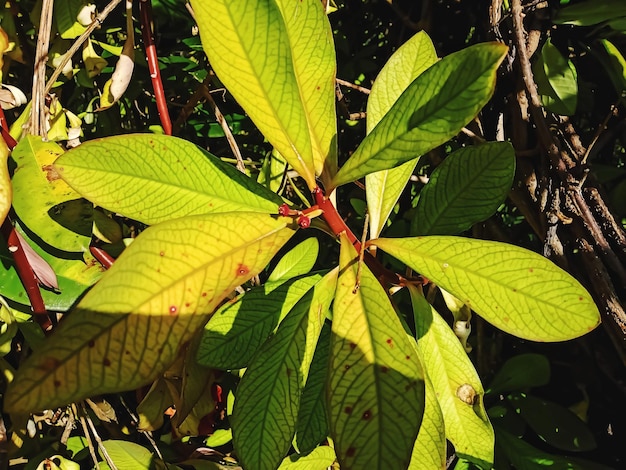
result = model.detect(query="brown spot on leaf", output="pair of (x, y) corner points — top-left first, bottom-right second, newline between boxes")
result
(38, 357), (60, 370)
(103, 358), (111, 367)
(53, 380), (62, 388)
(202, 292), (208, 297)
(236, 263), (250, 276)
(349, 342), (357, 350)
(42, 164), (61, 182)
(380, 366), (388, 373)
(185, 302), (191, 308)
(344, 406), (352, 414)
(286, 367), (292, 377)
(346, 447), (356, 457)
(159, 251), (165, 257)
(579, 296), (584, 301)
(88, 340), (95, 348)
(362, 410), (371, 420)
(169, 305), (178, 316)
(405, 355), (411, 360)
(456, 383), (477, 405)
(386, 338), (393, 346)
(344, 364), (350, 371)
(529, 268), (534, 273)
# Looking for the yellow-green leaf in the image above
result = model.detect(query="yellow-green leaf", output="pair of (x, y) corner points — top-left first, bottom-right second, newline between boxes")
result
(4, 212), (296, 414)
(12, 135), (91, 252)
(190, 0), (337, 189)
(232, 269), (337, 470)
(268, 237), (319, 282)
(328, 234), (425, 469)
(330, 43), (508, 189)
(409, 285), (493, 467)
(277, 446), (336, 470)
(373, 237), (601, 341)
(366, 31), (438, 238)
(54, 134), (282, 225)
(409, 373), (446, 470)
(101, 440), (152, 470)
(0, 136), (10, 225)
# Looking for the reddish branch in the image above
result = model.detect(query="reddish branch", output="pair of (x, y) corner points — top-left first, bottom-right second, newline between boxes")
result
(139, 0), (172, 135)
(90, 245), (115, 269)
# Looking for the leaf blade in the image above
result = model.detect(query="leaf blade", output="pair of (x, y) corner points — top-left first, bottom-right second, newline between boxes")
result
(54, 134), (282, 225)
(5, 212), (296, 414)
(328, 233), (425, 469)
(331, 42), (508, 189)
(373, 236), (601, 341)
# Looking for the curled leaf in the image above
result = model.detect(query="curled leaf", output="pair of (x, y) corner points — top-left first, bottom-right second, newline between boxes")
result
(0, 84), (27, 110)
(11, 230), (59, 291)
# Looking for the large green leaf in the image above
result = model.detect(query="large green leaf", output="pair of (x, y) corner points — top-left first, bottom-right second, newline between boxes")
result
(295, 323), (331, 454)
(408, 373), (446, 470)
(328, 234), (425, 469)
(4, 212), (296, 414)
(101, 440), (152, 469)
(409, 285), (493, 467)
(190, 0), (337, 189)
(486, 354), (550, 395)
(411, 142), (515, 235)
(54, 134), (282, 225)
(232, 270), (336, 470)
(596, 39), (626, 101)
(277, 446), (337, 470)
(330, 42), (508, 189)
(533, 39), (578, 116)
(373, 237), (600, 341)
(0, 225), (104, 312)
(366, 31), (438, 238)
(197, 273), (323, 369)
(12, 135), (91, 252)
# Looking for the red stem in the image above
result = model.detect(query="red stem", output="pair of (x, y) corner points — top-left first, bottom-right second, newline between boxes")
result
(139, 0), (172, 135)
(0, 106), (18, 150)
(90, 245), (115, 269)
(1, 219), (51, 331)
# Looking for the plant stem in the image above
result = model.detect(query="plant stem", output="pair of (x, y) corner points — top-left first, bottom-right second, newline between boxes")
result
(139, 0), (173, 135)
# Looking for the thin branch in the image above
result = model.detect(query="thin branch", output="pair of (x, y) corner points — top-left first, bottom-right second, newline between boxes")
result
(29, 0), (53, 137)
(336, 78), (370, 95)
(76, 404), (99, 470)
(81, 402), (118, 470)
(45, 0), (125, 96)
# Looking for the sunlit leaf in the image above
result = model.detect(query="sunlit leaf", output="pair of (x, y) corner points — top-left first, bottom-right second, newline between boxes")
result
(409, 285), (493, 467)
(4, 212), (296, 414)
(328, 234), (425, 469)
(366, 31), (438, 238)
(596, 39), (626, 100)
(55, 0), (89, 39)
(277, 446), (336, 470)
(190, 0), (337, 188)
(232, 270), (336, 470)
(0, 136), (9, 225)
(330, 43), (508, 189)
(373, 237), (600, 341)
(295, 323), (330, 454)
(486, 354), (550, 395)
(508, 393), (596, 452)
(101, 440), (152, 469)
(268, 238), (319, 282)
(411, 142), (515, 235)
(197, 273), (323, 369)
(409, 373), (446, 470)
(54, 134), (282, 225)
(12, 135), (91, 252)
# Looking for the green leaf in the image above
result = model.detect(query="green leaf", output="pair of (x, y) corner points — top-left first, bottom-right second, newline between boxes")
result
(409, 285), (493, 468)
(328, 233), (425, 469)
(507, 393), (596, 452)
(0, 227), (104, 312)
(533, 39), (578, 116)
(55, 0), (88, 39)
(54, 134), (282, 225)
(101, 440), (153, 469)
(486, 354), (550, 395)
(554, 0), (626, 26)
(330, 42), (508, 189)
(411, 142), (516, 235)
(137, 378), (173, 432)
(4, 212), (296, 414)
(596, 39), (626, 100)
(0, 137), (10, 226)
(197, 273), (323, 369)
(277, 446), (337, 470)
(373, 237), (600, 341)
(366, 31), (438, 238)
(268, 238), (319, 282)
(232, 270), (337, 470)
(295, 323), (331, 454)
(12, 135), (91, 252)
(496, 429), (612, 470)
(190, 0), (337, 189)
(409, 373), (446, 470)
